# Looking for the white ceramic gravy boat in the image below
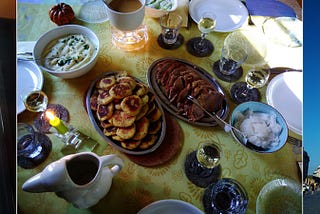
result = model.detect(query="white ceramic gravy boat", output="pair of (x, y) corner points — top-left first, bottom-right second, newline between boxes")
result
(22, 152), (124, 209)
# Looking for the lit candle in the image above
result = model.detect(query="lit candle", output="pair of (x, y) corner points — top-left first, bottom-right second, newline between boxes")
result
(45, 110), (69, 134)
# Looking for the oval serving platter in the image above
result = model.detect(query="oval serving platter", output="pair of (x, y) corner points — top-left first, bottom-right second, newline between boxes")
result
(86, 72), (167, 155)
(147, 57), (229, 127)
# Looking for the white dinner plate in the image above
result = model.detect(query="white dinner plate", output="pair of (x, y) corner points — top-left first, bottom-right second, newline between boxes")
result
(256, 178), (302, 214)
(137, 199), (204, 214)
(266, 72), (302, 135)
(189, 0), (248, 32)
(17, 60), (44, 114)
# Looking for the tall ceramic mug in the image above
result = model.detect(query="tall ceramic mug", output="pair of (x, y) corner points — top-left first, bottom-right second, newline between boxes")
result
(104, 0), (146, 31)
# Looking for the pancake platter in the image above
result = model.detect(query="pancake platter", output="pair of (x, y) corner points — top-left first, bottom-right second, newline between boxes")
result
(86, 72), (166, 155)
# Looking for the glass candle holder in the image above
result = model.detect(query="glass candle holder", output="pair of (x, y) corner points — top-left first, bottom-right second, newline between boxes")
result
(55, 125), (99, 155)
(45, 110), (98, 155)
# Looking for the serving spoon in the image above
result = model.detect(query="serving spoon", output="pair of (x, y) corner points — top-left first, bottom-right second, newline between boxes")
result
(187, 95), (248, 144)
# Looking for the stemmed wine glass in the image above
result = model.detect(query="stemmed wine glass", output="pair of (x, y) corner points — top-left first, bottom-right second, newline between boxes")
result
(186, 12), (216, 57)
(184, 141), (222, 188)
(230, 67), (270, 104)
(22, 89), (69, 133)
(23, 89), (49, 114)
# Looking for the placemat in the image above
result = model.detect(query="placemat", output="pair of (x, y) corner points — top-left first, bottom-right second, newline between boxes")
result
(126, 112), (183, 167)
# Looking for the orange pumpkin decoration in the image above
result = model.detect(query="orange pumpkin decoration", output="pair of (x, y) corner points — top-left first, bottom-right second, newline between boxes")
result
(49, 3), (75, 26)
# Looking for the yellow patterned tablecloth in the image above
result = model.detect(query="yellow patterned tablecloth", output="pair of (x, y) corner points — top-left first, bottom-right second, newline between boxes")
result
(17, 1), (302, 213)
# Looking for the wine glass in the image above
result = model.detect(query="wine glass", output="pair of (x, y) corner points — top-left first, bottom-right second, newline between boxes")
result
(158, 13), (184, 49)
(184, 141), (222, 188)
(230, 67), (270, 104)
(186, 12), (216, 57)
(212, 43), (248, 83)
(22, 88), (69, 133)
(23, 89), (49, 113)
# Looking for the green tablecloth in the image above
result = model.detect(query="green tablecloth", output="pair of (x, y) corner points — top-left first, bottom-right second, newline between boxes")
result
(17, 1), (302, 213)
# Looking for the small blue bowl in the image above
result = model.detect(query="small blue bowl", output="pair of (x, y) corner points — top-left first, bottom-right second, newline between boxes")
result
(230, 101), (288, 153)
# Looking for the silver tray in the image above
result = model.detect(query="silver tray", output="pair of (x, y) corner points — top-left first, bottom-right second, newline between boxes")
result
(147, 57), (229, 127)
(86, 72), (166, 155)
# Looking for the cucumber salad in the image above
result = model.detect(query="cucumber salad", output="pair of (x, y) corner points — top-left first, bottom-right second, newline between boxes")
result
(146, 0), (173, 10)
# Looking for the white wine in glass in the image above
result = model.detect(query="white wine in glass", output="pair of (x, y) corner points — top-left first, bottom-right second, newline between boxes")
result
(231, 68), (270, 103)
(184, 141), (222, 187)
(196, 142), (221, 169)
(23, 90), (48, 113)
(198, 16), (216, 35)
(186, 12), (216, 57)
(245, 69), (270, 89)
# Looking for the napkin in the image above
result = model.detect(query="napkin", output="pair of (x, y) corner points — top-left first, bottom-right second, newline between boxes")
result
(173, 0), (189, 27)
(247, 0), (296, 18)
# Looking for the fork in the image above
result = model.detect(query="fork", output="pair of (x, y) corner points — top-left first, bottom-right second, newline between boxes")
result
(17, 52), (67, 62)
(187, 95), (248, 143)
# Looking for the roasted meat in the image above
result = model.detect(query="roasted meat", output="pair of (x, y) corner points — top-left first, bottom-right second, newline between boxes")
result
(154, 59), (225, 122)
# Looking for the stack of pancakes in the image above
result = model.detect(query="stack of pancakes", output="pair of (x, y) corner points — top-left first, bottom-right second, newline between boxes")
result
(90, 73), (163, 151)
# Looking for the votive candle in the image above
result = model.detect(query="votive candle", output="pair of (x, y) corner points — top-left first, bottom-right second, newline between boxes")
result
(45, 110), (68, 134)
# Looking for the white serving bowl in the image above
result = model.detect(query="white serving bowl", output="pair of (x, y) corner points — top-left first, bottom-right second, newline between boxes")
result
(33, 25), (99, 79)
(145, 0), (178, 18)
(230, 101), (288, 153)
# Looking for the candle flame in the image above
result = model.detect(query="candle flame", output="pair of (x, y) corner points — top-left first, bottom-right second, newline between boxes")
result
(45, 110), (55, 120)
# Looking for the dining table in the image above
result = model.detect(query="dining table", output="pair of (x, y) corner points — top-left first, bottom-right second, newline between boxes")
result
(17, 0), (303, 213)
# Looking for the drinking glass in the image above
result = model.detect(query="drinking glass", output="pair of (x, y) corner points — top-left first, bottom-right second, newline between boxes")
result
(17, 123), (52, 169)
(212, 35), (248, 83)
(203, 178), (248, 214)
(158, 13), (183, 49)
(219, 44), (248, 76)
(230, 67), (270, 104)
(186, 12), (216, 57)
(184, 141), (222, 188)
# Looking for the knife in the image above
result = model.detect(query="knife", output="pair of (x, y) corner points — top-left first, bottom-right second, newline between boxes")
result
(265, 67), (302, 74)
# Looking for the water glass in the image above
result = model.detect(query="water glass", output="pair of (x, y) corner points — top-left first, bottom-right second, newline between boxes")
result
(219, 44), (248, 75)
(17, 123), (52, 169)
(203, 178), (248, 214)
(17, 123), (42, 159)
(160, 13), (183, 45)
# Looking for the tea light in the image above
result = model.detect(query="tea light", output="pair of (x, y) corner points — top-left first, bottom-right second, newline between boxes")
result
(111, 25), (148, 51)
(45, 110), (69, 134)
